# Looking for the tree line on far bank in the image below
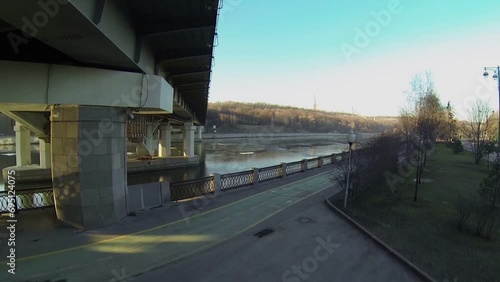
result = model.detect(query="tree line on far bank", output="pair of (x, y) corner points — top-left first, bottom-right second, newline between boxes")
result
(206, 101), (397, 133)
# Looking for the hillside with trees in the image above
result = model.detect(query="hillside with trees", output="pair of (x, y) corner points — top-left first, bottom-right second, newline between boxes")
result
(206, 101), (397, 133)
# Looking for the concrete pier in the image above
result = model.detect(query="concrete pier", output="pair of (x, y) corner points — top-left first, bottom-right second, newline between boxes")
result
(158, 123), (172, 158)
(14, 122), (31, 166)
(39, 139), (51, 169)
(183, 122), (195, 157)
(50, 105), (127, 229)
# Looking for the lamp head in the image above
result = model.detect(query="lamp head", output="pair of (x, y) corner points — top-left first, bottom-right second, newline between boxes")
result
(347, 129), (356, 144)
(493, 73), (498, 80)
(483, 71), (489, 77)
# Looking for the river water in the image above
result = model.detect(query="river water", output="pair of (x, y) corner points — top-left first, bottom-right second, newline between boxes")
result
(0, 134), (374, 190)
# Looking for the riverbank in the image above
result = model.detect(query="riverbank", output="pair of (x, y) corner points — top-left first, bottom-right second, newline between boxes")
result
(202, 132), (378, 140)
(330, 144), (499, 282)
(0, 133), (379, 188)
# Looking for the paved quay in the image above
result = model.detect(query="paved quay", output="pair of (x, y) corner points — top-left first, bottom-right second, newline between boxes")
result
(0, 165), (426, 282)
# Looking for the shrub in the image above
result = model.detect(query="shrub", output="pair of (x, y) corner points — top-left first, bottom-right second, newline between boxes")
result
(333, 133), (403, 204)
(483, 211), (498, 240)
(455, 196), (473, 230)
(452, 140), (464, 154)
(455, 174), (500, 240)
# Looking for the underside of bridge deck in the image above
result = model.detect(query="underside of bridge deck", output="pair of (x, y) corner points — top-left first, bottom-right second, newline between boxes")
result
(0, 0), (219, 125)
(0, 0), (220, 229)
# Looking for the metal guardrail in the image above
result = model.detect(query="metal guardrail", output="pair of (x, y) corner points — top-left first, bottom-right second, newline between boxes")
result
(286, 161), (302, 175)
(0, 153), (344, 210)
(258, 165), (282, 182)
(169, 153), (341, 201)
(170, 176), (214, 201)
(0, 187), (54, 213)
(221, 170), (253, 191)
(308, 157), (320, 169)
(323, 156), (332, 165)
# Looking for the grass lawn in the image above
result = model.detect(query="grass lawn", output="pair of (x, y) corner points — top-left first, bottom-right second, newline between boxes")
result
(333, 144), (500, 282)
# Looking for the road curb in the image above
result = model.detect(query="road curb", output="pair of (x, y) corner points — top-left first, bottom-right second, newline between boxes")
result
(324, 197), (437, 282)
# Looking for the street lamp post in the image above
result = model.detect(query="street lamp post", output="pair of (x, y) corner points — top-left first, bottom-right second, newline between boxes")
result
(483, 66), (500, 160)
(343, 129), (356, 208)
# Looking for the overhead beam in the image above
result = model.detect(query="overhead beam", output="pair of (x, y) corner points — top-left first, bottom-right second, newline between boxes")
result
(170, 71), (210, 78)
(144, 26), (214, 38)
(156, 49), (212, 62)
(173, 90), (198, 123)
(2, 111), (48, 138)
(175, 81), (209, 87)
(168, 68), (210, 77)
(0, 61), (173, 113)
(179, 89), (207, 95)
(160, 54), (211, 64)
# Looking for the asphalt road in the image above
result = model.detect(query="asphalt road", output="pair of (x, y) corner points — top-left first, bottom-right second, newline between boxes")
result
(0, 168), (424, 282)
(135, 175), (423, 282)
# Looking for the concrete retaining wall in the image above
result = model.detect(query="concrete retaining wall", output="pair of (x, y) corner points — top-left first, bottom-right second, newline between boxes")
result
(127, 182), (170, 213)
(2, 156), (200, 185)
(127, 156), (199, 173)
(2, 165), (51, 186)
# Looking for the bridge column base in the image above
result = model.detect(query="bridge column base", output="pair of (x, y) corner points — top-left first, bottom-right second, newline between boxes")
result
(196, 126), (203, 142)
(145, 124), (158, 156)
(14, 122), (31, 166)
(158, 123), (172, 158)
(39, 139), (51, 169)
(183, 122), (195, 157)
(51, 105), (127, 230)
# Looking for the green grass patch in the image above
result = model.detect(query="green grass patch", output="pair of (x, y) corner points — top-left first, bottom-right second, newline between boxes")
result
(338, 144), (500, 282)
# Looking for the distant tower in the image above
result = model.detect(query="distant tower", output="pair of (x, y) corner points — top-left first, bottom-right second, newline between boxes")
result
(314, 95), (317, 111)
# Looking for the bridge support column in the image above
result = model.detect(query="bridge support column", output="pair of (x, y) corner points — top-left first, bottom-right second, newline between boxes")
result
(51, 105), (127, 230)
(39, 139), (51, 169)
(158, 123), (172, 158)
(196, 126), (203, 141)
(14, 122), (31, 166)
(183, 122), (195, 157)
(145, 124), (155, 156)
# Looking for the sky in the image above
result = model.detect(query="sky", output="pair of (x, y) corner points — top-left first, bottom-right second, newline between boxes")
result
(209, 0), (500, 119)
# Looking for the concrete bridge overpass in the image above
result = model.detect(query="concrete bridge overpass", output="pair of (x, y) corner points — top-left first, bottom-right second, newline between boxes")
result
(0, 0), (220, 229)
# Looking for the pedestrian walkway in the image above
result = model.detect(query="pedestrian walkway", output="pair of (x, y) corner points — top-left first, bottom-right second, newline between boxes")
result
(0, 169), (334, 281)
(136, 190), (425, 282)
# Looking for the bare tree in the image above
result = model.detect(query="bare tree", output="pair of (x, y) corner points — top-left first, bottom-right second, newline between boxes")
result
(420, 93), (446, 166)
(463, 99), (495, 164)
(332, 133), (402, 204)
(401, 72), (446, 202)
(397, 108), (416, 157)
